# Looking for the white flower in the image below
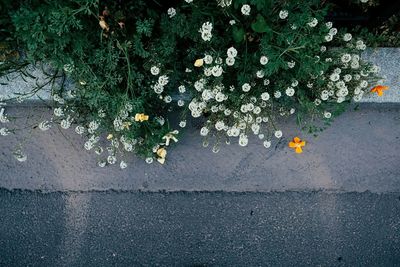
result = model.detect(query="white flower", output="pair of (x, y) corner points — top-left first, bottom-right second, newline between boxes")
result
(199, 22), (213, 41)
(274, 130), (282, 138)
(158, 75), (169, 86)
(242, 83), (251, 92)
(179, 120), (187, 128)
(326, 22), (333, 29)
(177, 99), (185, 107)
(54, 107), (64, 117)
(120, 161), (128, 169)
(238, 134), (249, 146)
(343, 33), (352, 42)
(229, 20), (236, 25)
(204, 55), (213, 64)
(263, 140), (271, 148)
(251, 124), (260, 134)
(241, 4), (251, 16)
(351, 60), (360, 69)
(185, 0), (193, 3)
(256, 70), (265, 78)
(0, 108), (9, 123)
(227, 47), (238, 58)
(329, 28), (338, 35)
(260, 56), (269, 65)
(13, 149), (27, 162)
(178, 85), (186, 94)
(167, 8), (176, 18)
(261, 92), (270, 101)
(279, 10), (288, 19)
(285, 87), (295, 97)
(307, 18), (318, 27)
(63, 64), (74, 73)
(344, 74), (352, 82)
(360, 80), (368, 88)
(107, 155), (117, 165)
(98, 109), (106, 118)
(274, 91), (281, 98)
(164, 95), (172, 103)
(330, 73), (340, 82)
(264, 79), (270, 86)
(200, 127), (209, 136)
(215, 92), (226, 102)
(356, 40), (366, 50)
(89, 120), (99, 131)
(217, 0), (232, 7)
(324, 111), (332, 119)
(320, 46), (327, 52)
(212, 65), (223, 77)
(53, 94), (65, 104)
(325, 34), (333, 42)
(287, 61), (296, 68)
(60, 119), (71, 129)
(226, 57), (235, 66)
(150, 66), (160, 75)
(75, 125), (85, 135)
(84, 141), (94, 151)
(39, 121), (51, 131)
(0, 127), (9, 136)
(341, 54), (352, 63)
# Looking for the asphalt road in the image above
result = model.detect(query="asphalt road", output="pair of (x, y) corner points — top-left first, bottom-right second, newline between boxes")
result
(1, 190), (399, 266)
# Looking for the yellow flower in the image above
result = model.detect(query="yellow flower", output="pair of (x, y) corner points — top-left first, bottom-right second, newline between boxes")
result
(107, 134), (113, 140)
(156, 147), (167, 164)
(194, 58), (204, 67)
(289, 137), (306, 154)
(99, 16), (109, 32)
(134, 113), (149, 122)
(370, 85), (389, 97)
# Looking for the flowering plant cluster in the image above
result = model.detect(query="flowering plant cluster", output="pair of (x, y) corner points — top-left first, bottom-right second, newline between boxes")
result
(0, 0), (385, 167)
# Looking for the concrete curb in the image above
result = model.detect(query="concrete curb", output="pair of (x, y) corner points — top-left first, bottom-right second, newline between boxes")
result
(0, 48), (399, 103)
(0, 104), (399, 193)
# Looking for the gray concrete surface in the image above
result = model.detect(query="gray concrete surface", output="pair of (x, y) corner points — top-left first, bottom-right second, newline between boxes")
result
(361, 48), (400, 103)
(0, 189), (399, 266)
(0, 104), (399, 193)
(0, 48), (399, 103)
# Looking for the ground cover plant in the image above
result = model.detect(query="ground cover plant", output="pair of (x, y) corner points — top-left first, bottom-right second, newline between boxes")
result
(0, 0), (387, 167)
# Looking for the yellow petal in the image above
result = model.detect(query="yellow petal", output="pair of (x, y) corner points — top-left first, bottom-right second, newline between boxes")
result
(289, 142), (297, 148)
(294, 137), (301, 143)
(157, 148), (167, 158)
(377, 90), (383, 96)
(134, 114), (141, 122)
(107, 134), (113, 140)
(299, 141), (306, 147)
(194, 59), (204, 67)
(157, 158), (166, 164)
(295, 147), (303, 154)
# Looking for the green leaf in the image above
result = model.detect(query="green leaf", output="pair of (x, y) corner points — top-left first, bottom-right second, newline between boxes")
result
(251, 14), (270, 33)
(232, 26), (245, 43)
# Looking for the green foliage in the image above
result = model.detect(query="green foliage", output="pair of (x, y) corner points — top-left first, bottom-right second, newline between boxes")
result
(0, 0), (382, 166)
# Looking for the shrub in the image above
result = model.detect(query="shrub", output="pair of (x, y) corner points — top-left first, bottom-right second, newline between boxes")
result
(0, 0), (383, 167)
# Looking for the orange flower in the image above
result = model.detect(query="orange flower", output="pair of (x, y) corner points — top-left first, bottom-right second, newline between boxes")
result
(289, 137), (306, 154)
(370, 85), (389, 97)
